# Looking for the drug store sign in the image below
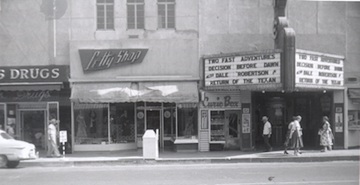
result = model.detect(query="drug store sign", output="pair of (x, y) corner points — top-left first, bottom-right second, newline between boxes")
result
(204, 51), (281, 88)
(295, 49), (344, 88)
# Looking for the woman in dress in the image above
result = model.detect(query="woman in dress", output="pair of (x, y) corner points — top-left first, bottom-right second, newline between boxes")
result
(319, 116), (333, 152)
(284, 116), (296, 154)
(289, 115), (303, 156)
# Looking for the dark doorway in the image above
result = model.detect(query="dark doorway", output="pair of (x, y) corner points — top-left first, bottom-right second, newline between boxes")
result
(252, 91), (333, 150)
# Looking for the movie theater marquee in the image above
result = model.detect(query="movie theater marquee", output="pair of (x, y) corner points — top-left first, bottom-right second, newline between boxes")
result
(204, 52), (281, 87)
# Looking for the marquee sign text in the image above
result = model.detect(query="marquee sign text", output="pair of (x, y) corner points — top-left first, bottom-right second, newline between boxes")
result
(204, 52), (281, 87)
(79, 49), (148, 73)
(295, 50), (344, 87)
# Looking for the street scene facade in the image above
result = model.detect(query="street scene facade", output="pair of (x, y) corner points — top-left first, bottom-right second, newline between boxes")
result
(0, 0), (359, 156)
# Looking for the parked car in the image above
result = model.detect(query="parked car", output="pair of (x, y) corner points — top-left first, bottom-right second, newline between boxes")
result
(0, 129), (37, 168)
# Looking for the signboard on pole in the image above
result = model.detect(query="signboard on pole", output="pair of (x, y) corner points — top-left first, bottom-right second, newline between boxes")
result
(59, 130), (67, 143)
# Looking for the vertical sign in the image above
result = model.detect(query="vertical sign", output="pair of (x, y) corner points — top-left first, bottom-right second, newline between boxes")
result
(242, 108), (251, 134)
(241, 103), (251, 150)
(334, 103), (344, 149)
(201, 110), (208, 129)
(335, 107), (343, 133)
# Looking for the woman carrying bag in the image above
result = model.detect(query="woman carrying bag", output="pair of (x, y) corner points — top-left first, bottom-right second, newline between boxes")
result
(318, 116), (334, 152)
(289, 116), (304, 156)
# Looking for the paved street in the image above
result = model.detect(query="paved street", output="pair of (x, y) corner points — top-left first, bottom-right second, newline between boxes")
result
(0, 161), (358, 185)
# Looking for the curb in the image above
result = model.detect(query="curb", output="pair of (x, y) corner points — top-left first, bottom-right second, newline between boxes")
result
(19, 155), (360, 168)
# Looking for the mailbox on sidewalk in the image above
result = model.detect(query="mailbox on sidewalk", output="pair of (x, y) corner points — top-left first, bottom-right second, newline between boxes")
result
(142, 129), (159, 159)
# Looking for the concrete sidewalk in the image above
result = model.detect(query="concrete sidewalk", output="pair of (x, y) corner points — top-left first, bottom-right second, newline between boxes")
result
(19, 149), (360, 168)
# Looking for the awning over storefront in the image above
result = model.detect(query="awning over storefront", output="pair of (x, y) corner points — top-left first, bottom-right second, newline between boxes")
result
(70, 81), (199, 103)
(348, 88), (360, 99)
(0, 84), (62, 91)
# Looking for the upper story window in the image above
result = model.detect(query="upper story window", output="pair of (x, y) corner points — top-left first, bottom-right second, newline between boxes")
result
(97, 0), (114, 30)
(157, 0), (175, 29)
(127, 0), (145, 29)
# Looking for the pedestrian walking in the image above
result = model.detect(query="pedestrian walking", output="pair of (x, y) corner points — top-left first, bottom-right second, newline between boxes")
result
(289, 115), (303, 156)
(262, 116), (272, 152)
(284, 116), (296, 154)
(318, 116), (334, 152)
(47, 118), (61, 158)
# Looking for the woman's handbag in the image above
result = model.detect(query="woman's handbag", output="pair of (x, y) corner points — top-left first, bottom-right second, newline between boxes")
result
(330, 130), (335, 140)
(318, 129), (322, 135)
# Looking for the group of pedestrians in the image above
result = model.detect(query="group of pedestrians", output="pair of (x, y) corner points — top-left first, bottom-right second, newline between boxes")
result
(262, 115), (334, 156)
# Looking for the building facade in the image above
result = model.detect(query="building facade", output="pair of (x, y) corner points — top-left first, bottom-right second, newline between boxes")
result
(68, 0), (200, 151)
(199, 0), (360, 150)
(0, 0), (71, 150)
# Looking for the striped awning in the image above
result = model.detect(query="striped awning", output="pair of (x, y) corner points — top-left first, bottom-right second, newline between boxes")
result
(70, 81), (199, 103)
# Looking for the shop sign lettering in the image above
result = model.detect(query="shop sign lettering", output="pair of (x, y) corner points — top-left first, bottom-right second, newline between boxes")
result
(79, 49), (148, 73)
(0, 91), (56, 102)
(202, 94), (241, 108)
(0, 66), (68, 83)
(295, 50), (344, 87)
(204, 52), (281, 87)
(15, 91), (51, 102)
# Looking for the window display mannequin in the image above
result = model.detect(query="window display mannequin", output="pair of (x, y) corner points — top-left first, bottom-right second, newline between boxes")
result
(89, 110), (97, 134)
(76, 110), (87, 139)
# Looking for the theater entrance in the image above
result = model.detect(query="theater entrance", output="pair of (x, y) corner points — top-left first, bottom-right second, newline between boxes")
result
(252, 91), (333, 150)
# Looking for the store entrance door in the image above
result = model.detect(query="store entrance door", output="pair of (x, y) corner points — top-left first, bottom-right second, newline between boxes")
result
(225, 110), (241, 150)
(20, 110), (46, 149)
(146, 110), (162, 148)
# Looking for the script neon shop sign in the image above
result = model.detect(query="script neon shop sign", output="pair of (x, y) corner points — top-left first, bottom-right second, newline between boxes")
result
(204, 52), (281, 87)
(79, 49), (148, 73)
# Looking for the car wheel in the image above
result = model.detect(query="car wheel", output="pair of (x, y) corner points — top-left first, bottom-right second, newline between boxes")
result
(0, 155), (8, 167)
(6, 160), (20, 168)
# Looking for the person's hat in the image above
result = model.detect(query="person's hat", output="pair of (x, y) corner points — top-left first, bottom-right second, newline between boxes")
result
(262, 116), (268, 121)
(49, 119), (59, 124)
(295, 115), (302, 120)
(323, 116), (329, 121)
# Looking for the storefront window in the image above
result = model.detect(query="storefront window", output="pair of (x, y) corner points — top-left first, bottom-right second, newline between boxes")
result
(177, 103), (197, 139)
(349, 110), (360, 130)
(74, 103), (109, 145)
(136, 102), (145, 138)
(110, 103), (135, 143)
(210, 110), (225, 143)
(163, 103), (176, 140)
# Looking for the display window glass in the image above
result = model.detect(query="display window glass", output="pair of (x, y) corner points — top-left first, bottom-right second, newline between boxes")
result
(136, 102), (145, 138)
(210, 110), (225, 143)
(163, 103), (176, 140)
(177, 104), (198, 139)
(74, 103), (136, 145)
(74, 103), (109, 145)
(110, 103), (135, 143)
(349, 110), (360, 130)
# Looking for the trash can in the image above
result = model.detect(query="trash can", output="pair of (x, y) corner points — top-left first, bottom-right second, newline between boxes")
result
(142, 129), (159, 159)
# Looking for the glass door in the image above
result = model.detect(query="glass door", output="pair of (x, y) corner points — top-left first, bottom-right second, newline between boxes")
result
(146, 109), (162, 147)
(163, 103), (176, 150)
(20, 110), (46, 149)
